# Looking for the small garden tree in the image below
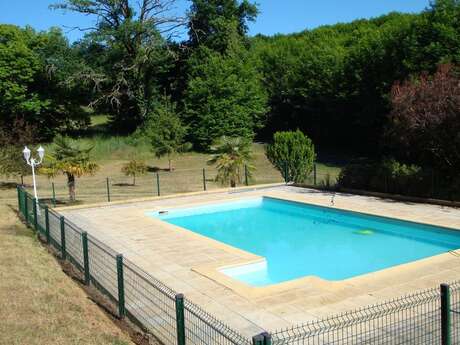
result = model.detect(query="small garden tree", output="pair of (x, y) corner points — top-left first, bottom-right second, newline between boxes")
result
(207, 136), (254, 187)
(145, 97), (191, 171)
(121, 160), (148, 186)
(266, 130), (316, 183)
(40, 135), (99, 202)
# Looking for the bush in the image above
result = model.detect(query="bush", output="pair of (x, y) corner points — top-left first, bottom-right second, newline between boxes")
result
(337, 158), (450, 198)
(266, 130), (315, 183)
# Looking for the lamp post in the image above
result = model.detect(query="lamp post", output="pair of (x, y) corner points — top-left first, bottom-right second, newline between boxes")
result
(23, 146), (45, 211)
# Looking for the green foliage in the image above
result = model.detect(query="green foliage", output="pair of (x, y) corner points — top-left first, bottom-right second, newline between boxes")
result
(121, 160), (148, 185)
(0, 147), (30, 178)
(184, 37), (268, 150)
(54, 0), (178, 132)
(188, 0), (258, 52)
(266, 130), (315, 183)
(144, 97), (190, 170)
(207, 136), (253, 187)
(41, 135), (99, 201)
(335, 159), (455, 198)
(0, 25), (90, 140)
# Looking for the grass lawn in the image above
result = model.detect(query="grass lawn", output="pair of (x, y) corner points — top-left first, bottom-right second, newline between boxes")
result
(0, 190), (136, 345)
(4, 139), (343, 205)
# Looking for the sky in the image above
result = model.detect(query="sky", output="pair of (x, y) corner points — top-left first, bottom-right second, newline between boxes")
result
(0, 0), (430, 42)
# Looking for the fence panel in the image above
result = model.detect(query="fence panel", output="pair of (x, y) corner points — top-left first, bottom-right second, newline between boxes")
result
(123, 258), (178, 345)
(271, 287), (441, 345)
(183, 299), (252, 345)
(48, 210), (62, 249)
(36, 202), (46, 234)
(25, 193), (34, 224)
(451, 282), (460, 343)
(63, 220), (84, 270)
(86, 235), (119, 302)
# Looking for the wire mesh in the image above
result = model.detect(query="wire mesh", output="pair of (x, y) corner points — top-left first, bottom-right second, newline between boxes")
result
(48, 209), (62, 249)
(271, 287), (441, 345)
(26, 193), (34, 224)
(36, 202), (46, 234)
(87, 234), (119, 302)
(123, 257), (178, 345)
(63, 220), (84, 270)
(183, 299), (252, 345)
(451, 281), (460, 343)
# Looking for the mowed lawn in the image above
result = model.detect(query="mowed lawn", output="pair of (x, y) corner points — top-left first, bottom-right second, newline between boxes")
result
(0, 189), (135, 345)
(2, 141), (343, 205)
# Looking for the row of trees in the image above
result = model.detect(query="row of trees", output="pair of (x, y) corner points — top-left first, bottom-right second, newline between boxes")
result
(1, 0), (459, 194)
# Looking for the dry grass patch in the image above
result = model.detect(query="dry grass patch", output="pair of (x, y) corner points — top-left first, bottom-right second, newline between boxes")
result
(0, 200), (135, 345)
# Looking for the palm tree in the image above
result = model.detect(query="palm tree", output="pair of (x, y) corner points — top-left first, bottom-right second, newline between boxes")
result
(40, 136), (99, 202)
(207, 136), (254, 188)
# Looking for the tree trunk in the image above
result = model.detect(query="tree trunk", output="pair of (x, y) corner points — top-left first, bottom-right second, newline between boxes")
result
(168, 158), (173, 172)
(230, 179), (236, 188)
(133, 173), (136, 186)
(67, 173), (76, 202)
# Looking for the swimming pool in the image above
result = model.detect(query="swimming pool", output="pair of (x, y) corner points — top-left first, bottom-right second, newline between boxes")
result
(151, 197), (460, 287)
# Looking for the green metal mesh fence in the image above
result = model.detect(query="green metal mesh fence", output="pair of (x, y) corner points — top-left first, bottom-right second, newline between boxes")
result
(451, 282), (460, 343)
(183, 299), (252, 345)
(123, 258), (178, 345)
(15, 187), (460, 345)
(271, 287), (442, 345)
(87, 235), (119, 302)
(63, 220), (84, 270)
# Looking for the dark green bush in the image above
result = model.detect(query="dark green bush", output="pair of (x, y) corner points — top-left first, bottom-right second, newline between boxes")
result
(266, 130), (315, 183)
(338, 159), (436, 198)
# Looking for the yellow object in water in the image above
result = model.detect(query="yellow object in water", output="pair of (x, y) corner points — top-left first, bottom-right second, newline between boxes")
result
(354, 229), (374, 235)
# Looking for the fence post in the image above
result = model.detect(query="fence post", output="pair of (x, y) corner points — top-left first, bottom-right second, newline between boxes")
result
(284, 162), (289, 184)
(175, 294), (186, 345)
(52, 182), (56, 207)
(106, 177), (111, 202)
(156, 173), (160, 196)
(45, 206), (50, 244)
(202, 168), (207, 191)
(263, 332), (272, 345)
(252, 333), (265, 345)
(245, 165), (249, 186)
(313, 163), (317, 186)
(441, 283), (452, 345)
(116, 254), (126, 319)
(24, 193), (29, 226)
(60, 216), (66, 260)
(82, 232), (90, 285)
(17, 186), (21, 214)
(33, 199), (38, 232)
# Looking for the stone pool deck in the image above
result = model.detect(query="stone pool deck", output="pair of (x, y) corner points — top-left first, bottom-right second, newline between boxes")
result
(60, 186), (460, 336)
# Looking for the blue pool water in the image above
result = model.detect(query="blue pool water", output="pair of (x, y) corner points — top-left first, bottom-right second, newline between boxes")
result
(151, 197), (460, 286)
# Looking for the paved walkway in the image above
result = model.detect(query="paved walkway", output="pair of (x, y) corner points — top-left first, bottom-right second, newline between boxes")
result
(60, 186), (460, 337)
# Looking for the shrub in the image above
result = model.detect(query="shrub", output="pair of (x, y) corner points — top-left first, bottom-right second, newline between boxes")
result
(337, 158), (433, 197)
(265, 130), (315, 183)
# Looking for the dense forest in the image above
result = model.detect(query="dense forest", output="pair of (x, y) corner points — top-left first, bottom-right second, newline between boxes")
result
(1, 0), (459, 194)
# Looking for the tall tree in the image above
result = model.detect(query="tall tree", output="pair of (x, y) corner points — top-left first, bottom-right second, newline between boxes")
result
(184, 34), (268, 150)
(188, 0), (258, 53)
(0, 25), (86, 140)
(52, 0), (185, 132)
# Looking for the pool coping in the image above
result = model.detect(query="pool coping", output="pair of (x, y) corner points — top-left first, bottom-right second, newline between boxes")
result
(147, 191), (460, 299)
